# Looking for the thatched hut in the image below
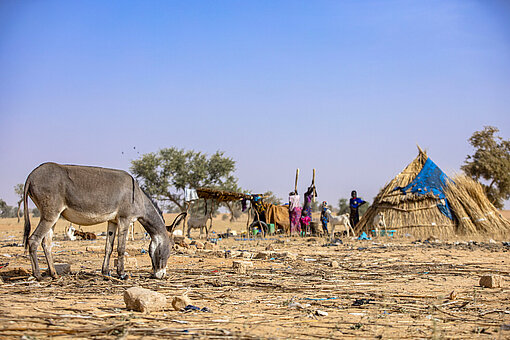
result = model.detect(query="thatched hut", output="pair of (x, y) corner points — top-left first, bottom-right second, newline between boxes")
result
(355, 147), (510, 238)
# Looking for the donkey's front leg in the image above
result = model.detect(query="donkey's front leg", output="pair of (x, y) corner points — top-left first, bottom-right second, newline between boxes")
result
(102, 221), (117, 276)
(116, 219), (130, 280)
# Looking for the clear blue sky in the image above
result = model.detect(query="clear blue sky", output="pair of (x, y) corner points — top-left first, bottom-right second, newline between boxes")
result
(1, 1), (509, 209)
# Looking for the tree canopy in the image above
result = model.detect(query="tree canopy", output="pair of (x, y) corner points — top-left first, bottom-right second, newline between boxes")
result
(461, 126), (510, 209)
(130, 148), (241, 211)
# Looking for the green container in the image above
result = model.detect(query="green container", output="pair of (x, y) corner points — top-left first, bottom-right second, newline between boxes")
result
(252, 228), (259, 235)
(269, 223), (275, 234)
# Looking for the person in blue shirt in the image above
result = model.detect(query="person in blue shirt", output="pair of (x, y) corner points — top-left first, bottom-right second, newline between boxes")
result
(320, 201), (329, 235)
(349, 190), (366, 227)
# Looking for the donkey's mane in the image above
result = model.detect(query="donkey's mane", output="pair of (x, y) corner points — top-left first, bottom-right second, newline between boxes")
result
(140, 187), (164, 219)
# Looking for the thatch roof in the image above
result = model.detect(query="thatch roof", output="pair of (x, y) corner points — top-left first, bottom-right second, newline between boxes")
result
(195, 188), (251, 202)
(355, 148), (510, 238)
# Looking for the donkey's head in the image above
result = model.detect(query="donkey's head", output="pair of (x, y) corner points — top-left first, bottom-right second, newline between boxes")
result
(148, 232), (171, 279)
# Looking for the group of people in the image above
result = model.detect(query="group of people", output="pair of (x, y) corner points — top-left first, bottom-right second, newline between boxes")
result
(288, 187), (366, 236)
(288, 185), (316, 234)
(319, 190), (366, 235)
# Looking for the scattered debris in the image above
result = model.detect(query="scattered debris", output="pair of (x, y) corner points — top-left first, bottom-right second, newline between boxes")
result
(124, 287), (167, 313)
(330, 260), (339, 268)
(448, 290), (457, 300)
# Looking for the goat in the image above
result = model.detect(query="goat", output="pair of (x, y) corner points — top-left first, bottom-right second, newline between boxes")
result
(372, 212), (387, 237)
(326, 210), (355, 240)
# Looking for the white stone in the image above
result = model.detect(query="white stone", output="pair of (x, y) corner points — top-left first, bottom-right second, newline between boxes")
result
(124, 287), (167, 313)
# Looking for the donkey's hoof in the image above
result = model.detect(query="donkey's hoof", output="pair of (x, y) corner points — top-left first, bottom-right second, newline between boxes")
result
(119, 273), (129, 280)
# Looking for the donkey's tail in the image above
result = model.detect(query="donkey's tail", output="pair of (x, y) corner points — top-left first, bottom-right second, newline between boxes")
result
(23, 179), (31, 249)
(167, 212), (187, 233)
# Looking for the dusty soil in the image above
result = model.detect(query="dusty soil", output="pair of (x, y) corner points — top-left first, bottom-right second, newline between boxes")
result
(0, 214), (509, 339)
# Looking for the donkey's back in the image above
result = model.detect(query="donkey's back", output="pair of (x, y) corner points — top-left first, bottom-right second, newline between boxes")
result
(26, 162), (138, 225)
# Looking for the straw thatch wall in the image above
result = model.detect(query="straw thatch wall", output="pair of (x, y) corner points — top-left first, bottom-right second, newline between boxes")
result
(445, 175), (510, 237)
(355, 149), (510, 238)
(355, 150), (456, 238)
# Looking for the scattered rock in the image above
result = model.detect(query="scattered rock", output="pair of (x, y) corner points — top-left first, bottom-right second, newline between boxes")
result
(233, 260), (253, 274)
(224, 250), (242, 258)
(265, 244), (275, 251)
(204, 242), (217, 250)
(241, 252), (253, 259)
(489, 239), (497, 244)
(330, 261), (339, 268)
(192, 241), (204, 249)
(448, 290), (457, 300)
(254, 251), (275, 260)
(124, 287), (167, 313)
(171, 295), (192, 311)
(196, 250), (223, 258)
(54, 263), (71, 275)
(479, 275), (504, 288)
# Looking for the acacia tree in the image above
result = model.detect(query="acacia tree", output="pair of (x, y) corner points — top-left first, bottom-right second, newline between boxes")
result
(14, 184), (23, 222)
(130, 148), (241, 213)
(461, 126), (510, 209)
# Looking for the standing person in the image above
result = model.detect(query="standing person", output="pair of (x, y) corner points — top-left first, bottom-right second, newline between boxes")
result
(300, 185), (315, 236)
(288, 191), (302, 235)
(320, 201), (329, 235)
(349, 190), (366, 228)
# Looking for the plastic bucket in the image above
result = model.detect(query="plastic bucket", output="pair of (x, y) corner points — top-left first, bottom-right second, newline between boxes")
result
(269, 223), (275, 234)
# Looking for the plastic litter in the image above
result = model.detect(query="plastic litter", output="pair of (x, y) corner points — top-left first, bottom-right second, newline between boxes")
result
(304, 297), (338, 301)
(358, 232), (371, 240)
(315, 310), (328, 316)
(352, 298), (374, 306)
(184, 305), (212, 312)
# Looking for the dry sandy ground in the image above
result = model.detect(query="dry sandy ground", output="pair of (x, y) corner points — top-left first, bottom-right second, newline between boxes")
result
(0, 214), (509, 339)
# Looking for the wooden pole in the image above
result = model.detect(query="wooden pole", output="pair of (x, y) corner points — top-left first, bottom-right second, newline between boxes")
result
(312, 168), (316, 202)
(295, 168), (300, 193)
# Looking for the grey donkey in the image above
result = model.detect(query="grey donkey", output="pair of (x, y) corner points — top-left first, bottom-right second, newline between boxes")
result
(23, 162), (178, 280)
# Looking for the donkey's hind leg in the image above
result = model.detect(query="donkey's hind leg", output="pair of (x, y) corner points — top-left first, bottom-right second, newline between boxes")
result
(41, 226), (58, 278)
(28, 216), (59, 281)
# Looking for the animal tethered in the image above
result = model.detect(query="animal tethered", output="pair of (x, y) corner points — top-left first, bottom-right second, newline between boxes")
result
(73, 227), (97, 240)
(23, 162), (180, 281)
(326, 210), (355, 240)
(372, 212), (387, 237)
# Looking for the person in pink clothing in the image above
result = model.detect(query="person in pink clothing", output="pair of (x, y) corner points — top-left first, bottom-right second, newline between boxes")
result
(288, 191), (302, 235)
